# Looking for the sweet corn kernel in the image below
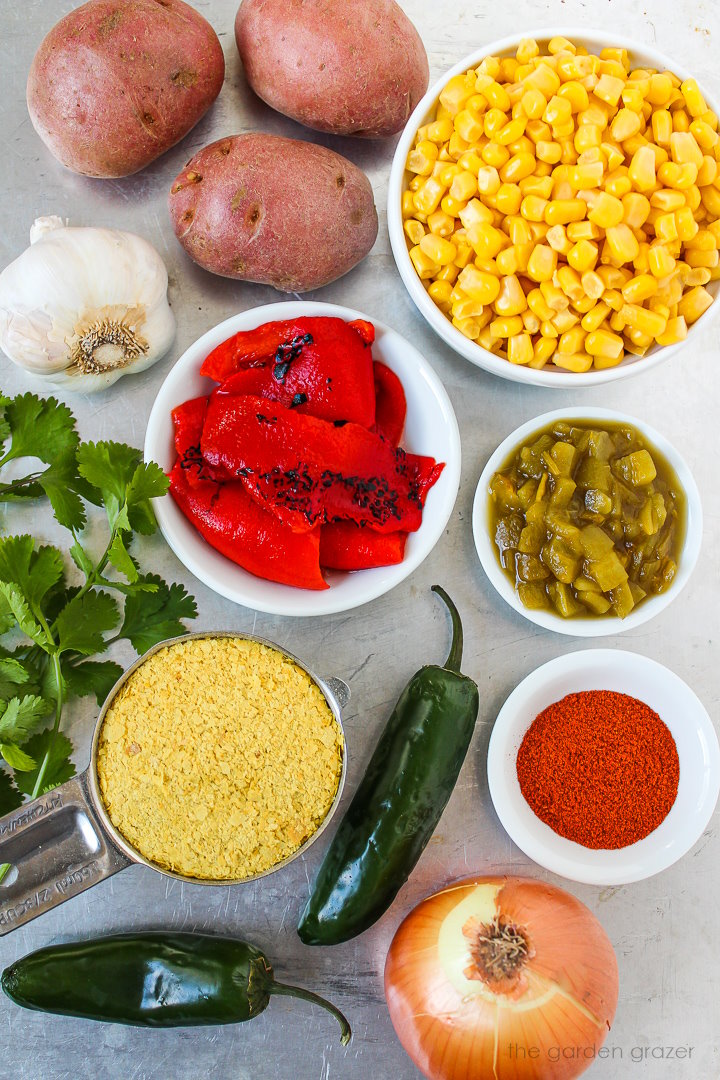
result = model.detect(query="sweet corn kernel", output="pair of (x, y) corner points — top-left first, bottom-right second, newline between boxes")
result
(521, 195), (549, 222)
(457, 265), (501, 303)
(522, 308), (541, 333)
(553, 351), (593, 371)
(622, 273), (658, 303)
(682, 79), (707, 118)
(611, 108), (642, 142)
(567, 239), (599, 271)
(585, 328), (625, 358)
(409, 245), (440, 279)
(489, 315), (524, 337)
(507, 333), (534, 364)
(582, 300), (611, 331)
(450, 171), (478, 202)
(656, 315), (688, 344)
(628, 145), (657, 191)
(419, 234), (458, 265)
(532, 336), (557, 365)
(621, 302), (668, 336)
(648, 243), (676, 277)
(558, 327), (587, 353)
(595, 74), (626, 107)
(500, 152), (537, 183)
(677, 284), (713, 322)
(527, 288), (555, 321)
(543, 198), (586, 226)
(404, 219), (426, 245)
(567, 220), (602, 241)
(622, 192), (651, 227)
(568, 161), (604, 188)
(581, 270), (605, 298)
(587, 191), (623, 228)
(605, 223), (640, 262)
(546, 224), (573, 254)
(428, 280), (453, 305)
(494, 274), (528, 316)
(540, 319), (559, 337)
(670, 130), (704, 168)
(526, 244), (558, 281)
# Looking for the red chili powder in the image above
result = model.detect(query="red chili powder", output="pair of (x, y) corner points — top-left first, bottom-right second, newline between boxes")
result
(516, 690), (679, 850)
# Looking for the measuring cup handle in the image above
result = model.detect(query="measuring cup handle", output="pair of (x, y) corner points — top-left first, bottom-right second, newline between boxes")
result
(0, 771), (130, 936)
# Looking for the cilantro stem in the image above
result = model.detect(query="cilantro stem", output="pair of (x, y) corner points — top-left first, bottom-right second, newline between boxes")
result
(0, 473), (44, 496)
(0, 863), (9, 885)
(29, 619), (63, 801)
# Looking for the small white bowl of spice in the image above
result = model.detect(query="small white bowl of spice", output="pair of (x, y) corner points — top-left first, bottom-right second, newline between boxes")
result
(487, 649), (720, 885)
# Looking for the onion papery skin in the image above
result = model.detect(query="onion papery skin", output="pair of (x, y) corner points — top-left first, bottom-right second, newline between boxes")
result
(384, 876), (618, 1080)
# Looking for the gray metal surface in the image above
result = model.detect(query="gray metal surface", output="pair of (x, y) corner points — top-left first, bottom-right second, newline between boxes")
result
(0, 1), (718, 1077)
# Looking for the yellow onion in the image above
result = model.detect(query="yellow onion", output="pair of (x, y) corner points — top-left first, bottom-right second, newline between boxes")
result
(384, 876), (618, 1080)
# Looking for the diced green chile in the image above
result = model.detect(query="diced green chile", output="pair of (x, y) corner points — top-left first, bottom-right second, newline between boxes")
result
(488, 419), (685, 619)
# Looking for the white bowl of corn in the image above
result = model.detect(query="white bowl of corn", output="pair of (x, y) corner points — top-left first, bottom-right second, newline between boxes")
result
(388, 30), (720, 386)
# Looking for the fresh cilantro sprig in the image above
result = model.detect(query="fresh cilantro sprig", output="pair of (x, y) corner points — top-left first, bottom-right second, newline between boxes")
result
(0, 393), (197, 835)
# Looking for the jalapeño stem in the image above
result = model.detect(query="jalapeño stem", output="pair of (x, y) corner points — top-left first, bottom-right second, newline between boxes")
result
(431, 585), (463, 674)
(270, 981), (352, 1045)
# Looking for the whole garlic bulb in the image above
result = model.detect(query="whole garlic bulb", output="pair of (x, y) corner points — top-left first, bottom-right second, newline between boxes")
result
(0, 217), (176, 392)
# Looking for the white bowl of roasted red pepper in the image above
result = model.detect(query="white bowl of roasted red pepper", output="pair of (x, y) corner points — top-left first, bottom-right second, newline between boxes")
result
(487, 649), (720, 885)
(472, 407), (702, 635)
(145, 301), (461, 615)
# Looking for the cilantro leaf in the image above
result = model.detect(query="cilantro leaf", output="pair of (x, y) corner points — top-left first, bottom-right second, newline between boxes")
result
(1, 742), (36, 771)
(76, 441), (141, 506)
(0, 583), (51, 649)
(0, 591), (15, 636)
(69, 541), (95, 578)
(0, 695), (52, 743)
(0, 769), (22, 815)
(14, 731), (75, 796)
(2, 393), (78, 466)
(107, 532), (139, 583)
(62, 659), (123, 705)
(39, 451), (86, 532)
(0, 657), (30, 700)
(0, 537), (65, 609)
(55, 590), (119, 655)
(120, 573), (197, 652)
(125, 461), (167, 535)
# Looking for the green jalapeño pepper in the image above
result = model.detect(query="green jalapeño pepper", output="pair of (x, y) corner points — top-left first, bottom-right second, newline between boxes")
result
(2, 932), (350, 1042)
(298, 586), (480, 946)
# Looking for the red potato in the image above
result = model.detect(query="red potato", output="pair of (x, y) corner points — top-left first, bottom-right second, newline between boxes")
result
(235, 0), (428, 138)
(27, 0), (225, 178)
(168, 133), (378, 292)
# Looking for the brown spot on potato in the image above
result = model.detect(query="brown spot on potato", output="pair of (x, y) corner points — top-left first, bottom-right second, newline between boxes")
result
(230, 188), (247, 211)
(186, 171), (203, 183)
(336, 174), (346, 189)
(171, 69), (198, 88)
(98, 10), (122, 36)
(319, 63), (325, 71)
(218, 142), (232, 156)
(232, 256), (246, 273)
(182, 208), (194, 224)
(350, 209), (363, 224)
(245, 203), (263, 229)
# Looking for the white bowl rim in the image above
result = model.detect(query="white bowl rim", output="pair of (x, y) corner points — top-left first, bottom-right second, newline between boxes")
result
(144, 300), (461, 616)
(388, 27), (720, 387)
(471, 406), (703, 637)
(487, 648), (720, 885)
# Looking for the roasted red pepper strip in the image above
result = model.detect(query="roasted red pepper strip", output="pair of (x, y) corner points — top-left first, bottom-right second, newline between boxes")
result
(372, 362), (406, 447)
(202, 317), (376, 427)
(320, 521), (407, 571)
(169, 398), (326, 590)
(201, 395), (442, 534)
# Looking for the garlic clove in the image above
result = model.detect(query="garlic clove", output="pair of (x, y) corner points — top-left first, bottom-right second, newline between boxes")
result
(0, 218), (176, 392)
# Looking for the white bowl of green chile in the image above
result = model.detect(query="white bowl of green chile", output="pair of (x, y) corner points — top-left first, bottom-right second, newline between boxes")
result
(487, 650), (720, 885)
(472, 407), (702, 636)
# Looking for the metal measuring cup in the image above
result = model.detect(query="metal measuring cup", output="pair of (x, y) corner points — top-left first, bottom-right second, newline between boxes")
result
(0, 632), (349, 936)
